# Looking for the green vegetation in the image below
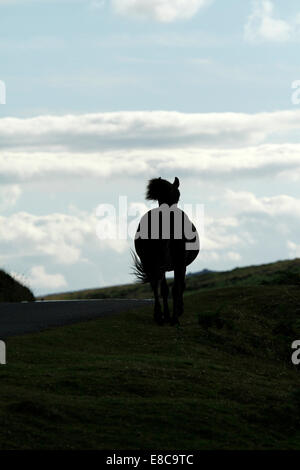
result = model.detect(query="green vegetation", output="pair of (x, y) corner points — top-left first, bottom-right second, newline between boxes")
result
(39, 258), (300, 301)
(0, 269), (34, 302)
(2, 260), (300, 449)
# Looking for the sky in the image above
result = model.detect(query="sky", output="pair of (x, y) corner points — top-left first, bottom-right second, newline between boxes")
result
(1, 0), (300, 295)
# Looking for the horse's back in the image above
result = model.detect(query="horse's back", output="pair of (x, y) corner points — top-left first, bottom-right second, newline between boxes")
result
(135, 206), (199, 271)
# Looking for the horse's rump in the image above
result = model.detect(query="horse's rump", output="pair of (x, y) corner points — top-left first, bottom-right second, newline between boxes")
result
(134, 206), (200, 276)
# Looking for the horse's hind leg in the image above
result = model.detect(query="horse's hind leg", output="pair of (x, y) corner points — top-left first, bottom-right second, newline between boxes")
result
(161, 274), (170, 323)
(151, 278), (164, 325)
(171, 265), (186, 325)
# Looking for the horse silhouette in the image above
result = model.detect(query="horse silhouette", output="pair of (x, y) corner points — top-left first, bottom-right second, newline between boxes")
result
(132, 177), (200, 325)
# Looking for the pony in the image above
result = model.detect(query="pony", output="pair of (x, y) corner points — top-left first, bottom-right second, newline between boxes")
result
(132, 177), (200, 325)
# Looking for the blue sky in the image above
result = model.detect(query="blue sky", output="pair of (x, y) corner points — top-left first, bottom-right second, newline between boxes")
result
(1, 0), (299, 115)
(1, 0), (300, 295)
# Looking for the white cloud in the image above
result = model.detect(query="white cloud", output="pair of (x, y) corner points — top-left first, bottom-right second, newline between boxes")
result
(0, 210), (129, 267)
(225, 190), (300, 219)
(203, 216), (240, 251)
(0, 109), (299, 292)
(1, 110), (300, 154)
(0, 206), (246, 284)
(226, 251), (242, 261)
(9, 270), (31, 289)
(28, 265), (67, 290)
(0, 143), (300, 185)
(201, 190), (300, 270)
(111, 0), (212, 23)
(0, 184), (21, 209)
(90, 0), (105, 9)
(0, 0), (100, 3)
(0, 0), (211, 21)
(287, 241), (300, 258)
(245, 0), (295, 43)
(2, 190), (300, 293)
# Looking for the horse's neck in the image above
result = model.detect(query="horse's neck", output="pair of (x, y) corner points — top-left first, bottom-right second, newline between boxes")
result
(158, 202), (178, 208)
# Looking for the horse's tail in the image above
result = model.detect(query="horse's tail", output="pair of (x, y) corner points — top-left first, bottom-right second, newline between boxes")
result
(131, 250), (150, 284)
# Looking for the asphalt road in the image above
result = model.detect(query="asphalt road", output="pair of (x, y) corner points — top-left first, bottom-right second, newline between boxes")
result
(0, 299), (153, 338)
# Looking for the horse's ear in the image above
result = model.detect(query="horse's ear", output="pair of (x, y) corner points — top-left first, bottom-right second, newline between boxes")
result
(173, 177), (180, 188)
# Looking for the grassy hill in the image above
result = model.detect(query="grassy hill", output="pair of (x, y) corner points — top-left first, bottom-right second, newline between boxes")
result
(2, 258), (300, 449)
(39, 258), (300, 300)
(0, 269), (34, 302)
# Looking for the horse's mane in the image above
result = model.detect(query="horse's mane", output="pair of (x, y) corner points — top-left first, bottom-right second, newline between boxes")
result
(146, 177), (180, 204)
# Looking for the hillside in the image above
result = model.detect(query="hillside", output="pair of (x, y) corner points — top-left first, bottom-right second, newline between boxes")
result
(39, 258), (300, 300)
(0, 270), (35, 302)
(3, 280), (300, 449)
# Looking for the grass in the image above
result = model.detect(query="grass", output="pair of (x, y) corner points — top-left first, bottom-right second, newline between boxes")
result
(2, 281), (300, 449)
(39, 258), (300, 301)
